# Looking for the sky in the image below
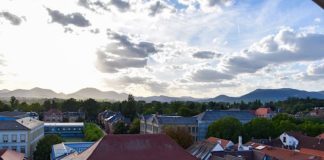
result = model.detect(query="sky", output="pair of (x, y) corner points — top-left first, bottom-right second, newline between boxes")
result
(0, 0), (323, 98)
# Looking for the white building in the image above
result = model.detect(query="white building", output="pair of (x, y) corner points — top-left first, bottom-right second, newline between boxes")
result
(0, 117), (44, 159)
(279, 132), (299, 149)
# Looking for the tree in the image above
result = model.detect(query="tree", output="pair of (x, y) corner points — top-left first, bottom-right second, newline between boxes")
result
(113, 121), (129, 134)
(10, 96), (19, 110)
(84, 123), (104, 141)
(129, 118), (140, 134)
(164, 126), (193, 149)
(82, 98), (100, 121)
(207, 117), (242, 143)
(62, 98), (79, 112)
(33, 135), (63, 160)
(244, 118), (275, 140)
(178, 107), (193, 117)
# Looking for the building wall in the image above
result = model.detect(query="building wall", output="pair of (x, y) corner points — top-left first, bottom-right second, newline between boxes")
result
(44, 125), (84, 137)
(140, 120), (198, 141)
(0, 130), (28, 157)
(28, 124), (44, 158)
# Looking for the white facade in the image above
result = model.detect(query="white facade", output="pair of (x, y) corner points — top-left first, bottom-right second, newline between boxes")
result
(0, 117), (44, 158)
(279, 132), (299, 149)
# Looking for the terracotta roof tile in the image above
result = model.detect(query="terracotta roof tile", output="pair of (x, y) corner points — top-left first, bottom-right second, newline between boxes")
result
(207, 137), (231, 149)
(300, 148), (324, 158)
(255, 108), (271, 116)
(0, 149), (24, 160)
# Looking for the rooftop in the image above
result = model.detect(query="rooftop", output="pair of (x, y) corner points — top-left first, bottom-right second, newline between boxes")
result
(52, 142), (95, 159)
(196, 110), (255, 122)
(247, 142), (321, 160)
(0, 149), (25, 160)
(17, 117), (43, 130)
(255, 107), (272, 116)
(0, 117), (43, 131)
(0, 111), (27, 118)
(45, 122), (84, 127)
(63, 134), (197, 160)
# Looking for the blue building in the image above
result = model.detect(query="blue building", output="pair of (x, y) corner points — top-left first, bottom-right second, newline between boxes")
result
(51, 142), (94, 160)
(196, 110), (255, 140)
(44, 122), (84, 138)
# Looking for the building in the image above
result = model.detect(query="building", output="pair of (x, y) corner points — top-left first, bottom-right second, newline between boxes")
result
(247, 142), (322, 160)
(317, 133), (324, 139)
(44, 109), (63, 122)
(140, 114), (198, 141)
(187, 137), (234, 160)
(0, 117), (44, 159)
(196, 110), (255, 140)
(98, 110), (130, 134)
(272, 132), (324, 151)
(44, 123), (84, 138)
(63, 112), (85, 122)
(0, 149), (25, 160)
(254, 107), (275, 118)
(0, 111), (39, 120)
(309, 107), (324, 118)
(51, 142), (94, 160)
(55, 134), (198, 160)
(103, 112), (130, 134)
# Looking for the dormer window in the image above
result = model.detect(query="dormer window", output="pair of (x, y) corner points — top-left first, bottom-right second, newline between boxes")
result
(283, 136), (286, 143)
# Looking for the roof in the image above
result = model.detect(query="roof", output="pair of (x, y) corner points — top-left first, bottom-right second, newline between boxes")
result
(317, 133), (324, 139)
(0, 149), (25, 160)
(300, 148), (324, 158)
(255, 108), (272, 116)
(45, 122), (84, 127)
(246, 142), (321, 160)
(207, 137), (231, 149)
(0, 119), (29, 131)
(0, 111), (27, 118)
(52, 142), (95, 159)
(187, 140), (215, 159)
(44, 109), (63, 115)
(196, 110), (255, 122)
(272, 132), (324, 151)
(65, 134), (198, 160)
(16, 117), (43, 130)
(147, 115), (197, 125)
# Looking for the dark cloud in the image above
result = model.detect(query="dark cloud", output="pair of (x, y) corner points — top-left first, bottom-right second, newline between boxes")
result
(149, 1), (166, 16)
(192, 69), (233, 82)
(96, 31), (158, 73)
(0, 12), (22, 25)
(105, 30), (157, 58)
(110, 0), (130, 12)
(224, 29), (324, 74)
(193, 51), (220, 59)
(78, 0), (109, 11)
(46, 8), (91, 27)
(96, 51), (147, 73)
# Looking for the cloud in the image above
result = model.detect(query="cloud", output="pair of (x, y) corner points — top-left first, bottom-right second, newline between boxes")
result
(148, 1), (175, 16)
(223, 28), (324, 74)
(198, 0), (235, 12)
(110, 0), (130, 12)
(192, 51), (220, 59)
(191, 69), (233, 82)
(78, 0), (109, 11)
(300, 63), (324, 81)
(95, 30), (158, 73)
(106, 76), (169, 93)
(0, 12), (22, 25)
(96, 51), (147, 73)
(46, 8), (91, 27)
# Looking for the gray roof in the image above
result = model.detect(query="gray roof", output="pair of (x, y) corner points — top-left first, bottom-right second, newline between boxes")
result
(0, 111), (27, 118)
(153, 116), (197, 125)
(196, 110), (255, 122)
(0, 120), (29, 130)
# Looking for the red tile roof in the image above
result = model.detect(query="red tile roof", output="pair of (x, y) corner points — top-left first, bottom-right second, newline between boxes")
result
(0, 149), (24, 160)
(255, 107), (271, 116)
(66, 134), (197, 160)
(246, 142), (321, 160)
(207, 137), (231, 149)
(300, 148), (324, 158)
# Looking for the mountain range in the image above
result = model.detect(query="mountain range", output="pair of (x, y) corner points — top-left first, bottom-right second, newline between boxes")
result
(0, 87), (323, 103)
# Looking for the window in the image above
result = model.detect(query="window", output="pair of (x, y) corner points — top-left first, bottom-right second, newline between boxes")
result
(12, 135), (17, 143)
(3, 135), (8, 143)
(20, 146), (26, 154)
(283, 136), (286, 143)
(20, 134), (26, 143)
(11, 146), (17, 151)
(2, 146), (8, 149)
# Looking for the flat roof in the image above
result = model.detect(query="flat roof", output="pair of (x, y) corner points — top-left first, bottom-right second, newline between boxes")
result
(45, 122), (84, 127)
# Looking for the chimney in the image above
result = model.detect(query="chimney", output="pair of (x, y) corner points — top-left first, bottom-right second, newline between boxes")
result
(238, 136), (242, 147)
